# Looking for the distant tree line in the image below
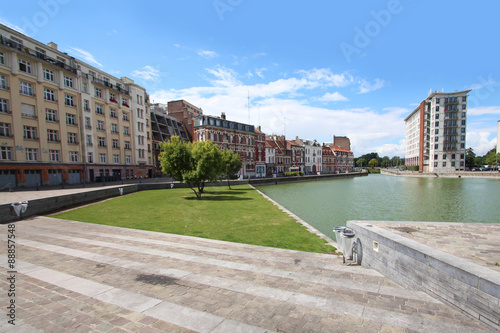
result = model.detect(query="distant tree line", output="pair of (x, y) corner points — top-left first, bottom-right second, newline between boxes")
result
(354, 153), (405, 169)
(465, 147), (500, 169)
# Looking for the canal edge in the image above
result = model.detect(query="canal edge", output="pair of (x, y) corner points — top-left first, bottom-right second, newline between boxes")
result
(249, 184), (339, 252)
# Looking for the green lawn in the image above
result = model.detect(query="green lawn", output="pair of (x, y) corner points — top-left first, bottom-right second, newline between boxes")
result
(52, 185), (336, 254)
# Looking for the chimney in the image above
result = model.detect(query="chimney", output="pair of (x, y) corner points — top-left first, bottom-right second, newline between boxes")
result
(47, 42), (58, 50)
(221, 112), (226, 120)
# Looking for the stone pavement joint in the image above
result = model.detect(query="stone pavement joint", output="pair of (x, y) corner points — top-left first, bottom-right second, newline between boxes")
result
(0, 217), (491, 332)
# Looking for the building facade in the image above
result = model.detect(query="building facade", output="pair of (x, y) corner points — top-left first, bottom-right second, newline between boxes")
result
(296, 137), (322, 175)
(167, 100), (202, 142)
(0, 24), (152, 187)
(405, 90), (471, 172)
(194, 113), (257, 178)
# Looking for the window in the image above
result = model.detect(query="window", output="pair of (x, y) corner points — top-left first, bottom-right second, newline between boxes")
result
(113, 154), (120, 164)
(443, 154), (447, 159)
(97, 120), (105, 131)
(435, 129), (439, 134)
(65, 94), (75, 107)
(47, 129), (59, 142)
(436, 98), (440, 104)
(43, 68), (54, 81)
(125, 155), (132, 164)
(443, 162), (446, 167)
(462, 104), (466, 110)
(435, 144), (439, 149)
(44, 88), (56, 102)
(69, 151), (79, 162)
(49, 150), (60, 162)
(436, 106), (439, 112)
(96, 104), (104, 115)
(87, 152), (93, 163)
(124, 141), (131, 150)
(111, 123), (118, 133)
(86, 135), (93, 146)
(110, 108), (117, 118)
(20, 81), (34, 96)
(82, 82), (87, 93)
(461, 135), (466, 141)
(112, 139), (120, 149)
(64, 76), (73, 88)
(68, 132), (78, 144)
(19, 59), (32, 74)
(0, 75), (7, 89)
(123, 126), (130, 135)
(461, 120), (466, 126)
(85, 117), (91, 129)
(24, 126), (37, 140)
(0, 123), (11, 137)
(461, 128), (465, 133)
(461, 143), (465, 149)
(434, 154), (438, 160)
(98, 137), (106, 147)
(0, 147), (13, 160)
(0, 51), (4, 65)
(0, 99), (8, 113)
(99, 153), (107, 164)
(84, 100), (90, 111)
(25, 148), (38, 161)
(434, 162), (438, 167)
(462, 96), (466, 102)
(122, 112), (129, 121)
(66, 113), (77, 125)
(435, 113), (439, 119)
(109, 93), (117, 103)
(435, 121), (439, 127)
(451, 154), (456, 160)
(45, 109), (58, 122)
(21, 103), (36, 118)
(95, 87), (102, 98)
(122, 98), (129, 107)
(462, 112), (466, 118)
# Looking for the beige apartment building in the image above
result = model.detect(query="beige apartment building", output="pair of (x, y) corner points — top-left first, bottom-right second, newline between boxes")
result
(0, 24), (152, 188)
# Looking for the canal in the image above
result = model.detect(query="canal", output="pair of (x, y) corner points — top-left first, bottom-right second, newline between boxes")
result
(257, 174), (500, 240)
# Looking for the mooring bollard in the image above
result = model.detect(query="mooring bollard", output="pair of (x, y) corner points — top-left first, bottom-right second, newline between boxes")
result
(11, 201), (28, 219)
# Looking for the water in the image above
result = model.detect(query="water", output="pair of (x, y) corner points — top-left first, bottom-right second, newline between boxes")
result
(257, 174), (500, 240)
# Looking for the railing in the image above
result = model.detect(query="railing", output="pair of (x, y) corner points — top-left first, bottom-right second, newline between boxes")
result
(21, 113), (37, 119)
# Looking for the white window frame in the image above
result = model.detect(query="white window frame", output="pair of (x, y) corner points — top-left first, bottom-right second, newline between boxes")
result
(111, 123), (118, 133)
(64, 76), (73, 88)
(125, 155), (132, 164)
(123, 126), (130, 135)
(43, 68), (54, 81)
(67, 132), (78, 144)
(124, 141), (131, 150)
(95, 87), (102, 98)
(112, 139), (120, 149)
(23, 126), (37, 140)
(98, 137), (106, 147)
(49, 149), (60, 162)
(45, 109), (58, 122)
(97, 120), (105, 131)
(0, 122), (11, 137)
(20, 81), (34, 96)
(69, 151), (79, 162)
(113, 154), (120, 164)
(25, 148), (38, 161)
(87, 152), (93, 163)
(0, 146), (13, 160)
(19, 59), (32, 74)
(44, 88), (56, 102)
(66, 113), (77, 126)
(65, 94), (75, 107)
(96, 104), (104, 114)
(47, 129), (59, 142)
(99, 153), (107, 164)
(0, 51), (4, 65)
(0, 75), (7, 90)
(0, 99), (8, 114)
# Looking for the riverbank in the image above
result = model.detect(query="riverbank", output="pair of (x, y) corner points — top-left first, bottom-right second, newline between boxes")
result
(249, 171), (367, 186)
(381, 168), (500, 179)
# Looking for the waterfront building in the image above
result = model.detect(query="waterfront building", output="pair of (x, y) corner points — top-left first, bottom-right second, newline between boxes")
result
(333, 136), (351, 151)
(255, 127), (266, 177)
(287, 139), (305, 173)
(194, 112), (257, 178)
(0, 23), (152, 187)
(296, 137), (322, 175)
(150, 103), (189, 175)
(167, 100), (202, 142)
(264, 138), (276, 177)
(405, 90), (471, 172)
(322, 144), (354, 173)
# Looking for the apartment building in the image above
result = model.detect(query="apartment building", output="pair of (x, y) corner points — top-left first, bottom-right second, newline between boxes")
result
(194, 112), (257, 178)
(296, 137), (322, 174)
(0, 24), (152, 187)
(167, 100), (203, 141)
(150, 103), (189, 174)
(405, 90), (471, 172)
(255, 127), (266, 177)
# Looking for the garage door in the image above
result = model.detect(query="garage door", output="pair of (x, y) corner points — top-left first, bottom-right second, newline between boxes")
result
(48, 170), (63, 185)
(25, 170), (41, 187)
(0, 170), (16, 189)
(68, 170), (81, 184)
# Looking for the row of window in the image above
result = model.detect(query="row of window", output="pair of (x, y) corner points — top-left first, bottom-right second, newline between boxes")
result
(434, 161), (465, 168)
(0, 146), (78, 162)
(434, 112), (466, 120)
(434, 143), (466, 150)
(435, 96), (467, 104)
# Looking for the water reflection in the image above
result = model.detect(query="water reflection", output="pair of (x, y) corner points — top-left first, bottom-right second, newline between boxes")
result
(258, 175), (499, 239)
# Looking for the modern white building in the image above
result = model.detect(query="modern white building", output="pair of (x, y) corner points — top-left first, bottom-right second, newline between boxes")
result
(405, 89), (471, 172)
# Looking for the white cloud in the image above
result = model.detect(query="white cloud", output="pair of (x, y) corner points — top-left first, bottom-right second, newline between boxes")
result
(358, 78), (386, 94)
(66, 47), (103, 68)
(468, 106), (500, 116)
(466, 131), (497, 156)
(197, 49), (219, 59)
(132, 66), (160, 83)
(297, 68), (354, 88)
(255, 68), (267, 79)
(318, 92), (348, 102)
(205, 66), (242, 87)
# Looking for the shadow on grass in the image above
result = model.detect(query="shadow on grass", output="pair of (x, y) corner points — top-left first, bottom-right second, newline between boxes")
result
(203, 190), (247, 195)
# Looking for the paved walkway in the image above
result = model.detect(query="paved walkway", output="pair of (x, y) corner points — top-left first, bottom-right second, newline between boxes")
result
(376, 221), (500, 273)
(0, 217), (490, 332)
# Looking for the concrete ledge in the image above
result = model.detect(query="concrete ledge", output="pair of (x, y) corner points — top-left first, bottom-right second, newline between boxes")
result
(347, 220), (500, 330)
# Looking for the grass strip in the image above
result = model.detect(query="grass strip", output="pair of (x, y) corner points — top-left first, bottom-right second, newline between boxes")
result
(52, 184), (335, 254)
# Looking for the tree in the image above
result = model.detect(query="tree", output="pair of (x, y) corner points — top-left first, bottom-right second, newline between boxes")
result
(465, 147), (476, 170)
(484, 147), (500, 166)
(391, 156), (401, 167)
(381, 156), (390, 168)
(222, 150), (242, 189)
(356, 158), (366, 168)
(474, 156), (484, 167)
(368, 158), (379, 168)
(159, 136), (224, 199)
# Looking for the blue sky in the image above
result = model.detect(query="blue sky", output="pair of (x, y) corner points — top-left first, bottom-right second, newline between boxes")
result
(1, 0), (499, 157)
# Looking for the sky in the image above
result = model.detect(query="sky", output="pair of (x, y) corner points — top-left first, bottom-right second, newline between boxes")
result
(1, 0), (499, 157)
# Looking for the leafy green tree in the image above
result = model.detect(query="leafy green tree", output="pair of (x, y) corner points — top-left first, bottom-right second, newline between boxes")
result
(484, 148), (500, 166)
(356, 158), (366, 168)
(474, 156), (484, 167)
(222, 150), (242, 189)
(159, 136), (224, 199)
(465, 147), (476, 170)
(381, 156), (390, 168)
(368, 158), (379, 168)
(391, 156), (401, 167)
